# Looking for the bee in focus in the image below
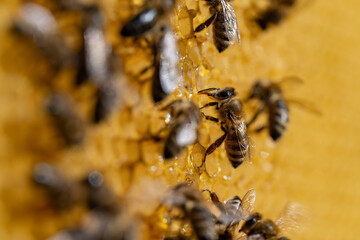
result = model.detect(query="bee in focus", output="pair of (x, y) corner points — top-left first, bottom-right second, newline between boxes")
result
(203, 189), (256, 240)
(76, 5), (111, 86)
(157, 99), (201, 159)
(46, 93), (85, 146)
(194, 0), (240, 53)
(239, 202), (304, 240)
(32, 163), (83, 209)
(198, 87), (253, 171)
(13, 2), (74, 67)
(120, 0), (176, 37)
(163, 183), (217, 240)
(252, 0), (297, 30)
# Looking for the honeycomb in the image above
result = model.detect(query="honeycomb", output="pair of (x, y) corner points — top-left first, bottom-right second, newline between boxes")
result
(1, 0), (360, 239)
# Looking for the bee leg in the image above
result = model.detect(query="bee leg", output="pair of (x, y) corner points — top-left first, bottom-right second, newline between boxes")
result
(194, 12), (217, 33)
(246, 105), (265, 127)
(198, 88), (220, 94)
(201, 112), (219, 123)
(197, 130), (227, 173)
(202, 189), (226, 212)
(200, 102), (219, 110)
(254, 126), (267, 133)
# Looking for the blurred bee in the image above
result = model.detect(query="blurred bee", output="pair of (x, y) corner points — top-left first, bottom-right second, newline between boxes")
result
(239, 203), (304, 240)
(194, 0), (240, 53)
(93, 55), (123, 123)
(76, 5), (111, 86)
(158, 99), (201, 159)
(245, 80), (289, 142)
(84, 171), (121, 214)
(164, 183), (217, 240)
(120, 0), (176, 37)
(47, 210), (110, 240)
(252, 0), (297, 30)
(151, 25), (181, 103)
(13, 2), (74, 67)
(198, 87), (253, 171)
(46, 93), (85, 146)
(204, 189), (256, 240)
(32, 162), (82, 209)
(245, 78), (320, 141)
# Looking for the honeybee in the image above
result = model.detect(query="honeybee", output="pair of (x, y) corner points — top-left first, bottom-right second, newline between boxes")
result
(164, 183), (217, 240)
(239, 202), (305, 240)
(32, 163), (82, 209)
(76, 6), (111, 86)
(198, 87), (253, 170)
(13, 3), (74, 67)
(151, 25), (181, 103)
(194, 0), (240, 53)
(246, 78), (318, 141)
(84, 171), (121, 214)
(204, 189), (255, 239)
(158, 99), (201, 159)
(120, 0), (176, 37)
(93, 55), (123, 123)
(47, 210), (110, 240)
(252, 0), (297, 30)
(46, 93), (85, 146)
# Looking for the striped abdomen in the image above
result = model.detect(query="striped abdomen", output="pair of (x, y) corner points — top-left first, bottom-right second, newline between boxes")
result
(268, 98), (289, 141)
(187, 204), (217, 240)
(225, 124), (249, 168)
(212, 11), (234, 53)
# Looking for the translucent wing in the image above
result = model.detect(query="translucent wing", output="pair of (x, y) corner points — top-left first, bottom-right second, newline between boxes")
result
(220, 0), (240, 44)
(287, 98), (322, 116)
(240, 189), (256, 218)
(277, 75), (304, 86)
(275, 202), (307, 235)
(228, 111), (254, 163)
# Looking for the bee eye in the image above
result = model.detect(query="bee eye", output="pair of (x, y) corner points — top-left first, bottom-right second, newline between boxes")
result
(217, 91), (230, 98)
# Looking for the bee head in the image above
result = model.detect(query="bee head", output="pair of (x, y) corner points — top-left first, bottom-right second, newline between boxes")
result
(239, 212), (262, 234)
(198, 87), (236, 101)
(246, 80), (267, 101)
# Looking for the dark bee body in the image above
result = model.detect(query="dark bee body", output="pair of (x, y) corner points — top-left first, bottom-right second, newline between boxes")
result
(195, 0), (240, 53)
(198, 87), (252, 170)
(240, 213), (290, 240)
(165, 183), (217, 240)
(32, 163), (81, 209)
(46, 93), (85, 146)
(161, 99), (201, 159)
(84, 171), (120, 214)
(204, 189), (255, 240)
(120, 0), (176, 36)
(13, 3), (74, 67)
(152, 25), (180, 103)
(76, 6), (110, 86)
(254, 0), (296, 30)
(246, 81), (289, 142)
(221, 98), (249, 167)
(93, 54), (123, 123)
(94, 80), (120, 123)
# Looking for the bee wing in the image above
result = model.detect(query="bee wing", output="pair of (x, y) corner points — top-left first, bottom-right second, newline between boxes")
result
(239, 189), (256, 218)
(220, 0), (241, 44)
(286, 98), (322, 116)
(275, 202), (307, 235)
(228, 111), (253, 164)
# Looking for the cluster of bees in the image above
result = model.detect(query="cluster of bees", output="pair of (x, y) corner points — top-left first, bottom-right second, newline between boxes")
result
(12, 0), (308, 239)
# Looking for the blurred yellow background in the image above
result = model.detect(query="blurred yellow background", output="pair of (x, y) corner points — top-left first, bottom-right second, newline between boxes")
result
(0, 0), (360, 239)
